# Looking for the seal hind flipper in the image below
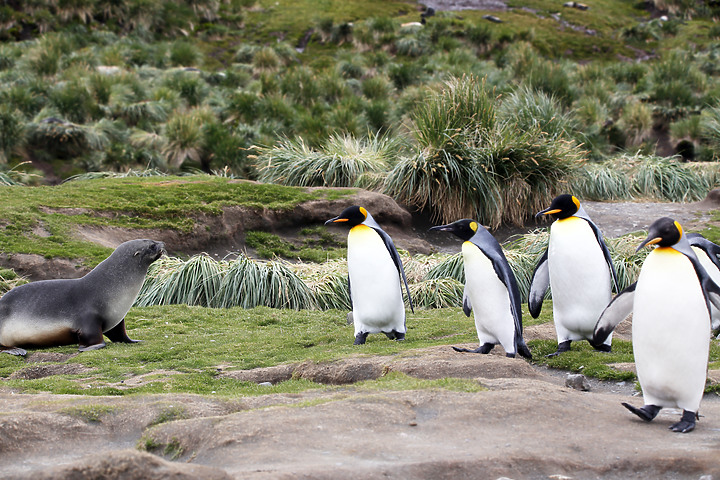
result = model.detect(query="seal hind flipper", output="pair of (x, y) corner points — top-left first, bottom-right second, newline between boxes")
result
(0, 345), (27, 356)
(104, 319), (139, 343)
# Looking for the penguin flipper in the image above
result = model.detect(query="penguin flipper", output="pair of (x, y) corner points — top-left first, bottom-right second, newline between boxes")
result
(462, 286), (472, 317)
(688, 234), (720, 270)
(528, 249), (550, 318)
(586, 219), (620, 293)
(347, 275), (353, 310)
(371, 227), (414, 313)
(592, 282), (636, 346)
(685, 250), (720, 320)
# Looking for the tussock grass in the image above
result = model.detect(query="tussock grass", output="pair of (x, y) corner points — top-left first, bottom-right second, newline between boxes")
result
(385, 76), (581, 227)
(571, 154), (720, 202)
(256, 133), (401, 189)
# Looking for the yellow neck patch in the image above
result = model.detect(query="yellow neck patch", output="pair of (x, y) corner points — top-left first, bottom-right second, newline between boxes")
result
(359, 207), (368, 220)
(571, 196), (580, 210)
(674, 221), (683, 237)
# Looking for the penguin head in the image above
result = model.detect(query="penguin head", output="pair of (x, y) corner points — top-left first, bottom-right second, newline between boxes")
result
(536, 194), (581, 220)
(637, 217), (683, 252)
(325, 205), (368, 228)
(429, 219), (480, 241)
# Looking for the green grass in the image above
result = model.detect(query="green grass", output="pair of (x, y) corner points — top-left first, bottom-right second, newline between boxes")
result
(0, 176), (354, 265)
(59, 404), (119, 423)
(698, 210), (720, 244)
(2, 302), (720, 396)
(244, 229), (346, 263)
(528, 339), (637, 381)
(0, 305), (481, 396)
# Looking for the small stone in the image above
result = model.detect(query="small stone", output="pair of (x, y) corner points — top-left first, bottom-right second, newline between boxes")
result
(565, 373), (591, 391)
(347, 312), (354, 325)
(258, 382), (273, 387)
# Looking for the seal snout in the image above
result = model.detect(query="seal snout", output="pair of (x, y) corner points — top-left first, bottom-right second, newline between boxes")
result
(152, 241), (166, 260)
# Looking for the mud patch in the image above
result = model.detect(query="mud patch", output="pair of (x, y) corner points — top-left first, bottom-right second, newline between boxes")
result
(9, 363), (95, 379)
(26, 352), (78, 363)
(111, 370), (184, 389)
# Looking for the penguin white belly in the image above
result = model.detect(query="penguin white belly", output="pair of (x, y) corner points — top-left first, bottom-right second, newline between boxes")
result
(548, 217), (612, 342)
(347, 225), (405, 335)
(634, 248), (709, 411)
(692, 246), (720, 330)
(462, 242), (515, 354)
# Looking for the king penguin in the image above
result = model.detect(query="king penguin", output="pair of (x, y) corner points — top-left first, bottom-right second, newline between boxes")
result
(529, 194), (619, 356)
(430, 219), (532, 359)
(325, 206), (414, 345)
(687, 233), (720, 331)
(593, 218), (720, 433)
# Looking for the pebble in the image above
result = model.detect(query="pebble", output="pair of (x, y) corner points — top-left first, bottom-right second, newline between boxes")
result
(565, 373), (591, 391)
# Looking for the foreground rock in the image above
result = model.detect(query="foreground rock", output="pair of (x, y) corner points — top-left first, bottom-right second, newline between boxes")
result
(2, 348), (720, 480)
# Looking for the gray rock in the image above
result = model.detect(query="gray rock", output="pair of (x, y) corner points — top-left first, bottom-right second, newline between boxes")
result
(565, 373), (591, 391)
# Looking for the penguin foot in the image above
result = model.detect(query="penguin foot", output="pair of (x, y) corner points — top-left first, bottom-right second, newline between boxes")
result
(354, 332), (369, 345)
(592, 342), (611, 353)
(506, 353), (516, 358)
(669, 410), (697, 433)
(546, 340), (571, 357)
(517, 341), (533, 360)
(453, 343), (493, 354)
(622, 402), (661, 422)
(383, 330), (406, 341)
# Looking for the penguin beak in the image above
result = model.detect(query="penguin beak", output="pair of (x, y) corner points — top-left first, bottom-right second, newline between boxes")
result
(636, 236), (662, 253)
(324, 216), (348, 225)
(428, 224), (453, 233)
(536, 207), (561, 218)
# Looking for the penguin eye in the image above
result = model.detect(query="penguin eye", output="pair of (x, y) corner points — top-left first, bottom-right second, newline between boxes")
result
(469, 222), (478, 232)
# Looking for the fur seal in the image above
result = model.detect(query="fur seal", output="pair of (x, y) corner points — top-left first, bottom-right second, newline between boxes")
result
(0, 239), (164, 355)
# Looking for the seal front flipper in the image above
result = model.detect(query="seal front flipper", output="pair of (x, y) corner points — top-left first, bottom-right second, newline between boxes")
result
(592, 282), (636, 347)
(77, 319), (106, 352)
(104, 319), (139, 344)
(528, 249), (549, 318)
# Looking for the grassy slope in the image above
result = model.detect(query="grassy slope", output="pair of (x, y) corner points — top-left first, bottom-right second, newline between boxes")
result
(0, 177), (352, 266)
(4, 302), (708, 397)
